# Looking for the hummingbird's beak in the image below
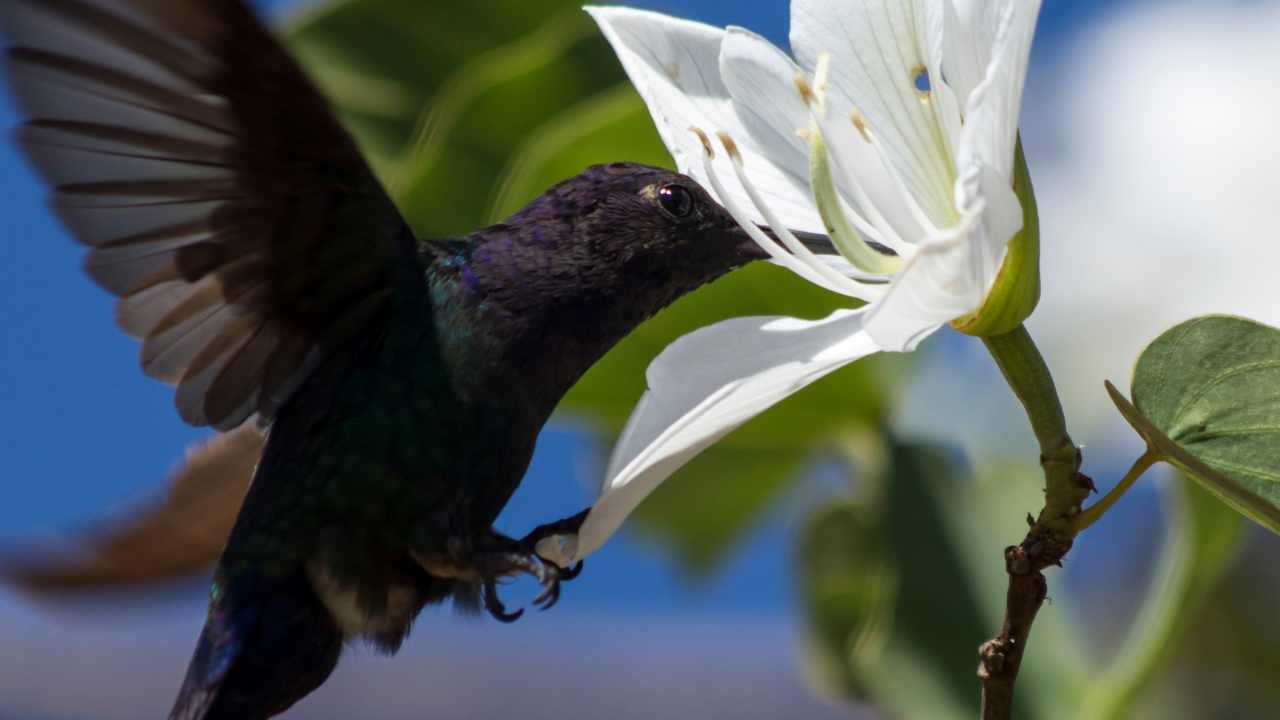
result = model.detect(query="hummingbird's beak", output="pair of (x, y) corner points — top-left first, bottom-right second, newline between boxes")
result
(785, 229), (841, 254)
(734, 226), (895, 261)
(734, 226), (837, 260)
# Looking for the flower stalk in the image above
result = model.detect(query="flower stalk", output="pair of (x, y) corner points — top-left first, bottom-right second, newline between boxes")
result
(979, 324), (1092, 720)
(982, 325), (1071, 461)
(982, 325), (1089, 530)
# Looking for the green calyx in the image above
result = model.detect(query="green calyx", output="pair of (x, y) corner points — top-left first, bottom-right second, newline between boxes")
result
(951, 138), (1040, 338)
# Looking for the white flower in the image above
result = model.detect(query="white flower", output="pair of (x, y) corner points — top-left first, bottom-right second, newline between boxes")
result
(538, 0), (1041, 566)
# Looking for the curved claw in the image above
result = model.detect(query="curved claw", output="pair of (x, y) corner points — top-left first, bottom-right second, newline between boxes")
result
(471, 519), (589, 622)
(533, 558), (587, 611)
(483, 576), (524, 623)
(533, 579), (561, 611)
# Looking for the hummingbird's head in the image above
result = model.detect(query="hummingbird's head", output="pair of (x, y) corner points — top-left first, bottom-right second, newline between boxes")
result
(503, 161), (835, 295)
(466, 162), (840, 408)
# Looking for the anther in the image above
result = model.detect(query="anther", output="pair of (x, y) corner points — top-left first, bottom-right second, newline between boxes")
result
(716, 131), (741, 162)
(794, 74), (816, 107)
(688, 127), (715, 158)
(851, 111), (871, 143)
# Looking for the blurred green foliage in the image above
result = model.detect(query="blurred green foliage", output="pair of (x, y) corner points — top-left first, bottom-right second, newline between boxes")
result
(290, 0), (660, 237)
(801, 443), (1088, 720)
(1077, 479), (1244, 719)
(1143, 524), (1280, 718)
(799, 445), (1249, 720)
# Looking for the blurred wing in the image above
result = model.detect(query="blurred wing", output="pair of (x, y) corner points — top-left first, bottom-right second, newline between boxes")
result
(1, 425), (262, 591)
(0, 0), (415, 429)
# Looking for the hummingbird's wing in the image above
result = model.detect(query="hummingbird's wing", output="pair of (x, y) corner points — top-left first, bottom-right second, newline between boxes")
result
(2, 425), (262, 590)
(0, 0), (416, 430)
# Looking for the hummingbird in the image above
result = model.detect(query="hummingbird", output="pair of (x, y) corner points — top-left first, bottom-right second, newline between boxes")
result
(0, 1), (839, 718)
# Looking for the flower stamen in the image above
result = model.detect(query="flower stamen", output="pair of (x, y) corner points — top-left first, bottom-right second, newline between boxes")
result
(792, 66), (909, 256)
(694, 128), (881, 300)
(794, 74), (816, 108)
(688, 126), (715, 158)
(807, 125), (901, 274)
(719, 131), (887, 296)
(804, 102), (912, 257)
(851, 111), (871, 143)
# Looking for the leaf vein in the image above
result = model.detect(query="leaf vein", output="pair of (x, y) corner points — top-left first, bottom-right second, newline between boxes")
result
(1169, 359), (1280, 428)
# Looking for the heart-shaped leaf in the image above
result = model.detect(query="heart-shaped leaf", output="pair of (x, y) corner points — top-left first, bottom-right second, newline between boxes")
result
(1107, 315), (1280, 533)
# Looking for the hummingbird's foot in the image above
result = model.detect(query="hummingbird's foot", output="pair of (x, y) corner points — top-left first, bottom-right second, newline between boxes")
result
(475, 551), (569, 623)
(469, 530), (584, 624)
(518, 508), (589, 561)
(512, 509), (589, 612)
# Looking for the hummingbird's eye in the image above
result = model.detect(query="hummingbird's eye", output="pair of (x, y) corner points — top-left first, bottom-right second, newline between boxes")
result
(656, 184), (694, 219)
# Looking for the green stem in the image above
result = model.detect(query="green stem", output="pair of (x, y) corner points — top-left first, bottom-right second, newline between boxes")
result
(978, 324), (1087, 720)
(1072, 449), (1160, 533)
(981, 325), (1084, 528)
(981, 325), (1069, 453)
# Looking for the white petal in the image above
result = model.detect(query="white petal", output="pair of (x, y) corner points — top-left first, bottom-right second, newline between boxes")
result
(860, 166), (1016, 351)
(719, 27), (812, 196)
(586, 6), (822, 232)
(955, 0), (1041, 179)
(863, 234), (980, 352)
(572, 309), (879, 560)
(721, 26), (923, 248)
(791, 0), (956, 228)
(963, 160), (1023, 283)
(934, 0), (985, 105)
(919, 0), (964, 155)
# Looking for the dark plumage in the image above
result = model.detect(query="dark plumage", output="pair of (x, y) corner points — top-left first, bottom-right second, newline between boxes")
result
(0, 2), (835, 719)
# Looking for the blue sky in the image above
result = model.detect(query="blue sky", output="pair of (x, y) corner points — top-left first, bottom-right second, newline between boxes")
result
(0, 1), (1229, 718)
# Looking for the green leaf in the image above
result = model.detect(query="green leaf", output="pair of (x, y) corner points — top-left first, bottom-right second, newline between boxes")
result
(799, 442), (1000, 720)
(482, 84), (674, 223)
(1107, 315), (1280, 533)
(800, 502), (896, 700)
(1079, 479), (1244, 719)
(287, 0), (654, 237)
(627, 445), (809, 574)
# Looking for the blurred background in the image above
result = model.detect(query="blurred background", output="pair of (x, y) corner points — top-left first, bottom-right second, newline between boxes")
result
(1, 0), (1278, 718)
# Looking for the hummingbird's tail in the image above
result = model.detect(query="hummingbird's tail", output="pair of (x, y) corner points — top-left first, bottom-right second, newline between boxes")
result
(168, 569), (344, 720)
